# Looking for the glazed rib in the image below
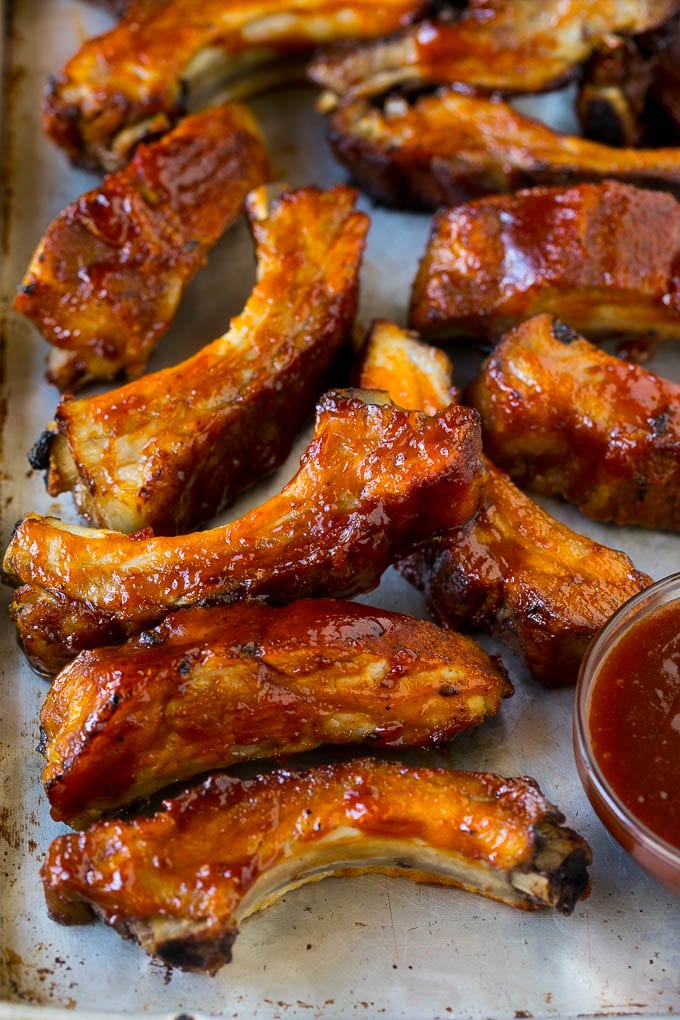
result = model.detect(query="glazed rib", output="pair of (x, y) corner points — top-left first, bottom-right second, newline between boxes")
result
(309, 0), (679, 102)
(41, 599), (512, 828)
(327, 91), (680, 210)
(410, 180), (680, 342)
(42, 758), (592, 972)
(360, 320), (651, 685)
(15, 102), (270, 389)
(44, 0), (430, 171)
(467, 314), (680, 531)
(35, 185), (367, 535)
(4, 390), (484, 676)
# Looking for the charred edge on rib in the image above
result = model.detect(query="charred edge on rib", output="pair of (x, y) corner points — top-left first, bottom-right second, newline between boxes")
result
(155, 930), (237, 972)
(37, 726), (48, 757)
(548, 846), (592, 914)
(28, 430), (56, 471)
(550, 319), (581, 345)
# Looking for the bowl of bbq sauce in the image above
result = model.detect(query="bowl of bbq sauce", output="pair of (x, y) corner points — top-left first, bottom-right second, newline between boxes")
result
(574, 573), (680, 895)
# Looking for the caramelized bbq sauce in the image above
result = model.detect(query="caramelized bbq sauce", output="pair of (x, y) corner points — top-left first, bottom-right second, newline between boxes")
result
(589, 599), (680, 849)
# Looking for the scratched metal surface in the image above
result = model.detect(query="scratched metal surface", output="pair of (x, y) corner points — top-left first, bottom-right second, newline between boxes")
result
(0, 2), (679, 1017)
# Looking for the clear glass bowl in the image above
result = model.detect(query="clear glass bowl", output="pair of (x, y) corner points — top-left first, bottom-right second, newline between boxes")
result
(573, 572), (680, 895)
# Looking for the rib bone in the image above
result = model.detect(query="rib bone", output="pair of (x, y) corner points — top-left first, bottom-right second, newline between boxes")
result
(4, 390), (484, 676)
(327, 91), (680, 209)
(15, 102), (270, 389)
(37, 185), (367, 534)
(40, 599), (512, 828)
(41, 759), (592, 973)
(360, 320), (651, 685)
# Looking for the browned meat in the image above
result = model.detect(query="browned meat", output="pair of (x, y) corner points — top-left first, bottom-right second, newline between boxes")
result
(15, 102), (270, 389)
(360, 320), (651, 686)
(467, 314), (680, 531)
(4, 390), (484, 676)
(36, 185), (367, 535)
(409, 180), (680, 342)
(40, 599), (512, 828)
(327, 91), (680, 209)
(44, 0), (431, 171)
(309, 0), (679, 103)
(42, 758), (591, 972)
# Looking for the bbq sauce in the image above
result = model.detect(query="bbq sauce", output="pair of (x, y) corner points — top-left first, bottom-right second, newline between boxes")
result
(588, 599), (680, 850)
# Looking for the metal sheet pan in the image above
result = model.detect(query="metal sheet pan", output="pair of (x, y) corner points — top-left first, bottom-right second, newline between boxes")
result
(0, 2), (679, 1016)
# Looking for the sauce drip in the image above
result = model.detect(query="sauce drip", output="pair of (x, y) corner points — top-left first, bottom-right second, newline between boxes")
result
(589, 599), (680, 850)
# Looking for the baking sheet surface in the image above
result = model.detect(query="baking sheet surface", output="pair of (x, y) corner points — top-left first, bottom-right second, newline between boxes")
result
(0, 2), (679, 1017)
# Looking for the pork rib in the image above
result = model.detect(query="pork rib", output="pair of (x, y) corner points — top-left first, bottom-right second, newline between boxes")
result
(409, 180), (680, 343)
(467, 314), (680, 531)
(42, 758), (592, 973)
(4, 390), (484, 676)
(360, 320), (651, 685)
(327, 91), (680, 210)
(309, 0), (679, 103)
(41, 599), (512, 828)
(15, 102), (270, 389)
(44, 0), (431, 171)
(35, 185), (367, 535)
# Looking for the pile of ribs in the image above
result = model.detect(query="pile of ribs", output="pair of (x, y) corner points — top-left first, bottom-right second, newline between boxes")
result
(6, 0), (680, 977)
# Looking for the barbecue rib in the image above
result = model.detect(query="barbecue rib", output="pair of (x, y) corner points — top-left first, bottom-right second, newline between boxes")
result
(327, 91), (680, 210)
(44, 0), (431, 171)
(34, 185), (367, 535)
(4, 390), (484, 676)
(409, 180), (680, 342)
(15, 102), (270, 390)
(41, 599), (512, 828)
(467, 315), (680, 531)
(309, 0), (679, 103)
(42, 758), (592, 973)
(360, 320), (651, 686)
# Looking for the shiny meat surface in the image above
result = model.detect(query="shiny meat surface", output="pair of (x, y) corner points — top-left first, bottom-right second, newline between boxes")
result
(41, 758), (592, 973)
(40, 185), (367, 534)
(360, 320), (651, 685)
(4, 390), (484, 675)
(15, 103), (270, 389)
(41, 599), (512, 828)
(467, 314), (680, 531)
(309, 0), (679, 101)
(409, 180), (680, 342)
(327, 91), (680, 210)
(44, 0), (430, 170)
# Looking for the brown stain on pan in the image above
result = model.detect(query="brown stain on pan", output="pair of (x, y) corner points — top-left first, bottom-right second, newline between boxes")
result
(0, 2), (21, 521)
